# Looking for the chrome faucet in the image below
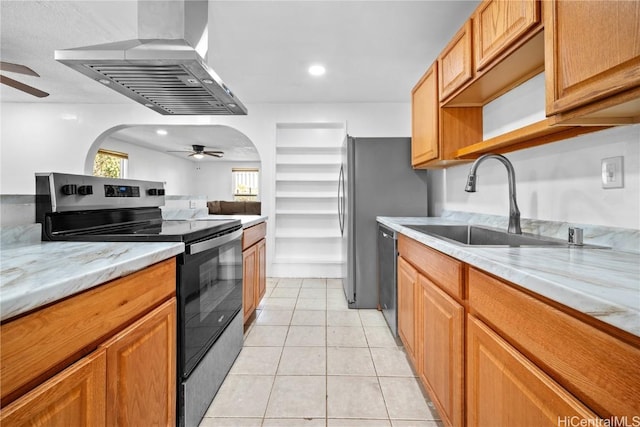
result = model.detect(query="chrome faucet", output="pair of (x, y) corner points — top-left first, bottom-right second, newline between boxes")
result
(465, 153), (522, 234)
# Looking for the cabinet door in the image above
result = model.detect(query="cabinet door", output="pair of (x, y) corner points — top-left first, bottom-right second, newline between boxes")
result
(417, 275), (464, 427)
(243, 244), (257, 323)
(439, 20), (473, 101)
(256, 238), (267, 306)
(397, 256), (418, 364)
(0, 350), (106, 427)
(467, 315), (598, 426)
(411, 63), (439, 167)
(102, 299), (176, 427)
(474, 0), (540, 71)
(545, 0), (640, 115)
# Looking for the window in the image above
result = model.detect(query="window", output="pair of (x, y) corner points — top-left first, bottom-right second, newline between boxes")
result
(93, 149), (128, 179)
(232, 168), (259, 201)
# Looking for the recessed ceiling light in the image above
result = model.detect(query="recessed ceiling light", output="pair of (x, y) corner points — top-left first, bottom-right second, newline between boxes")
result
(308, 64), (326, 77)
(97, 78), (111, 85)
(156, 129), (168, 136)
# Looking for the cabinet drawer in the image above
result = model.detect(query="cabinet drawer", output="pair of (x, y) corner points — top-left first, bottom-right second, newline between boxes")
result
(243, 222), (266, 250)
(468, 267), (640, 419)
(398, 234), (464, 300)
(0, 258), (176, 405)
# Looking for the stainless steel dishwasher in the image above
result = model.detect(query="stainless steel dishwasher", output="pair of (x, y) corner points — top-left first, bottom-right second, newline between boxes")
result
(378, 223), (398, 336)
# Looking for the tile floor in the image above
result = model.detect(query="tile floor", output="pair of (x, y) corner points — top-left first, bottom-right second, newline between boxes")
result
(199, 278), (443, 427)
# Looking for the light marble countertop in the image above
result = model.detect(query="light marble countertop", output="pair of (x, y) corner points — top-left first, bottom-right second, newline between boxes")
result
(378, 216), (640, 337)
(195, 215), (268, 229)
(1, 239), (184, 322)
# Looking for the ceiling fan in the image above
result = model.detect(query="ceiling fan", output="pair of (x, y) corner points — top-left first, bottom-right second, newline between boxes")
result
(0, 61), (49, 98)
(168, 144), (224, 159)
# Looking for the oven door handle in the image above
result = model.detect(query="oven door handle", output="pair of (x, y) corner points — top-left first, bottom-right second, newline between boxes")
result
(187, 228), (243, 255)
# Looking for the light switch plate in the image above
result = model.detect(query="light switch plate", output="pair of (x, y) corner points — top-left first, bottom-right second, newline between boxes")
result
(601, 156), (624, 189)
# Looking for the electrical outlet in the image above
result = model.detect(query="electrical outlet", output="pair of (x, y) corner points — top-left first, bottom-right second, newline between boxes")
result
(601, 156), (624, 189)
(189, 200), (197, 209)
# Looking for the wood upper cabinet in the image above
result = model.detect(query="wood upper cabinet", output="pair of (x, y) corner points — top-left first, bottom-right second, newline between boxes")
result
(411, 63), (482, 169)
(467, 315), (597, 426)
(545, 0), (640, 121)
(0, 350), (107, 427)
(474, 0), (540, 72)
(102, 299), (176, 426)
(397, 256), (418, 365)
(411, 63), (439, 167)
(439, 21), (473, 102)
(417, 275), (464, 427)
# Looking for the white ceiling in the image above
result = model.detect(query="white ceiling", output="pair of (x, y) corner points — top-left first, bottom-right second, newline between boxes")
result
(0, 0), (479, 158)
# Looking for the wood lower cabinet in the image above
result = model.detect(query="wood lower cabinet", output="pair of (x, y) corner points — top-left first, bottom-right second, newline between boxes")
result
(0, 259), (177, 426)
(0, 350), (107, 427)
(467, 315), (597, 426)
(256, 238), (266, 306)
(397, 233), (640, 425)
(242, 222), (267, 324)
(102, 299), (176, 426)
(417, 275), (464, 427)
(242, 244), (257, 323)
(397, 256), (418, 365)
(545, 0), (640, 122)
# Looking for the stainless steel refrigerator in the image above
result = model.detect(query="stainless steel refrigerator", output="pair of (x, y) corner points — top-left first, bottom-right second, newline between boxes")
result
(338, 136), (429, 309)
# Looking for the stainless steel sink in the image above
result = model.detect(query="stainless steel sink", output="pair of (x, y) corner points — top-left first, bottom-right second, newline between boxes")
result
(404, 224), (597, 248)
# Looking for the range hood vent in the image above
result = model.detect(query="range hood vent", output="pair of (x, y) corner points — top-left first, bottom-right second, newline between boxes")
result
(54, 1), (247, 116)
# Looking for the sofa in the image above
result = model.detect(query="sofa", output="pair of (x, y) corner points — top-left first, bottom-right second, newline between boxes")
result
(207, 200), (261, 215)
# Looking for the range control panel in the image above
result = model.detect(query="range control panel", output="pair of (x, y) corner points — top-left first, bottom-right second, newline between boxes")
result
(36, 172), (166, 212)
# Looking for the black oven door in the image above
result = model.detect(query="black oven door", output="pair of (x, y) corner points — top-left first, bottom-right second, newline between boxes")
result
(178, 228), (243, 377)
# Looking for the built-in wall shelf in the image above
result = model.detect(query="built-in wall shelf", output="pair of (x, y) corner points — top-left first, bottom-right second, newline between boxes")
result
(275, 210), (336, 215)
(273, 122), (346, 277)
(273, 256), (342, 265)
(454, 118), (610, 159)
(276, 192), (337, 199)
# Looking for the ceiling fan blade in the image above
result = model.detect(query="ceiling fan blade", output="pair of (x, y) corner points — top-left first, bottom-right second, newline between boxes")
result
(0, 62), (40, 77)
(203, 151), (224, 155)
(0, 74), (49, 98)
(167, 150), (192, 153)
(204, 152), (223, 158)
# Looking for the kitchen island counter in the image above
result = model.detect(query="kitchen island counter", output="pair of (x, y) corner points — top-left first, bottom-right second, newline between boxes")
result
(378, 216), (640, 338)
(0, 224), (183, 322)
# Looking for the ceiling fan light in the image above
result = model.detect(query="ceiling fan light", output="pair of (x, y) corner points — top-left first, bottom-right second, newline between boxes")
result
(193, 153), (204, 159)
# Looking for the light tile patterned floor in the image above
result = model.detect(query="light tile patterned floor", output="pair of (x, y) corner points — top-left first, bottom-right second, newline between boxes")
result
(199, 278), (443, 427)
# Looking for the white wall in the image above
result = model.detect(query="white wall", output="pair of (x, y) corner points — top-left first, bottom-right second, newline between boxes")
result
(0, 100), (410, 274)
(99, 138), (196, 195)
(430, 74), (640, 230)
(193, 161), (262, 201)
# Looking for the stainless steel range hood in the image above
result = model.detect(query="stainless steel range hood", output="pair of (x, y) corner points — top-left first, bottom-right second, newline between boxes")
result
(55, 1), (247, 116)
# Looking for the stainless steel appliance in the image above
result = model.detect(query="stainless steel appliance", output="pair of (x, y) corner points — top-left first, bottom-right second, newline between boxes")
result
(377, 224), (398, 336)
(35, 172), (243, 427)
(54, 0), (247, 116)
(338, 137), (428, 309)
